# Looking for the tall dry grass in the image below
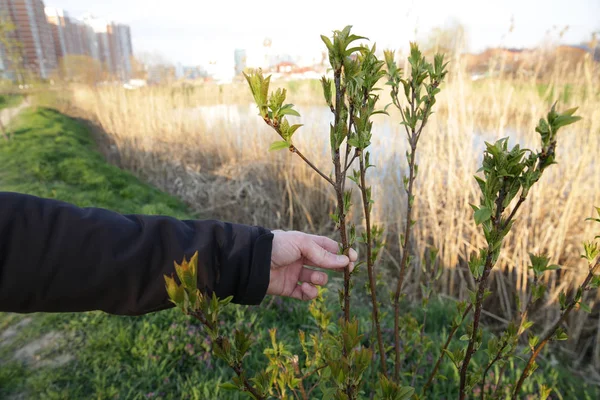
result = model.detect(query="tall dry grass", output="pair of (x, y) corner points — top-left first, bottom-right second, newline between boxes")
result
(54, 51), (600, 368)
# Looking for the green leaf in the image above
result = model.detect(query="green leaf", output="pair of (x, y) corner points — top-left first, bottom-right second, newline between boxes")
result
(474, 207), (493, 225)
(279, 105), (301, 117)
(219, 382), (239, 391)
(580, 302), (592, 314)
(269, 140), (290, 152)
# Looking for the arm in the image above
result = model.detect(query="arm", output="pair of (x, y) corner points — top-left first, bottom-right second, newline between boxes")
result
(0, 192), (272, 315)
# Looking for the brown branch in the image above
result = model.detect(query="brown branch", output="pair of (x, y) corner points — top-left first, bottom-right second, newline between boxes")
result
(333, 66), (353, 399)
(459, 189), (507, 400)
(231, 363), (265, 400)
(393, 139), (417, 380)
(359, 153), (387, 377)
(512, 260), (600, 399)
(343, 151), (359, 175)
(292, 357), (308, 400)
(190, 312), (264, 399)
(289, 145), (335, 187)
(422, 303), (473, 394)
(480, 338), (509, 399)
(503, 197), (526, 230)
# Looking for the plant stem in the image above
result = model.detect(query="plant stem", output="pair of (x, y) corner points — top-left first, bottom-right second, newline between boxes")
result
(503, 197), (525, 230)
(292, 357), (308, 400)
(391, 81), (436, 381)
(289, 145), (335, 187)
(393, 139), (417, 380)
(333, 64), (353, 399)
(459, 189), (507, 400)
(190, 313), (264, 400)
(480, 338), (509, 400)
(481, 284), (533, 399)
(332, 68), (351, 324)
(422, 303), (473, 394)
(231, 362), (265, 400)
(512, 260), (600, 399)
(359, 153), (387, 376)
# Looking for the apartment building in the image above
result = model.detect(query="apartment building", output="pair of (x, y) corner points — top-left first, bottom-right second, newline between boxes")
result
(0, 0), (133, 81)
(82, 14), (132, 80)
(0, 0), (57, 79)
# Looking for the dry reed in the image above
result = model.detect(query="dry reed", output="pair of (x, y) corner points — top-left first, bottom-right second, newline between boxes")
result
(52, 50), (600, 368)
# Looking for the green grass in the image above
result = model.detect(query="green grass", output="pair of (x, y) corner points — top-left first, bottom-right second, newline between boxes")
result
(0, 107), (597, 399)
(0, 94), (22, 110)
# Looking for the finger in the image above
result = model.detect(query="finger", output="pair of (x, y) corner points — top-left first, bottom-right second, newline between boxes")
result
(307, 234), (340, 254)
(308, 234), (358, 263)
(303, 260), (354, 273)
(299, 267), (328, 286)
(288, 282), (318, 301)
(348, 248), (358, 262)
(299, 236), (349, 270)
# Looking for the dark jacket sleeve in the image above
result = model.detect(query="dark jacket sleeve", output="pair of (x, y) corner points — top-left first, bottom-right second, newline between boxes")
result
(0, 192), (273, 315)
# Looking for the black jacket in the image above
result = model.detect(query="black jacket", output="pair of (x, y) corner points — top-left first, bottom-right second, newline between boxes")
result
(0, 192), (273, 315)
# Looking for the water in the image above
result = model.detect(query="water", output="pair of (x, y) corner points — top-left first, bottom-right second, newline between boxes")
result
(185, 104), (516, 184)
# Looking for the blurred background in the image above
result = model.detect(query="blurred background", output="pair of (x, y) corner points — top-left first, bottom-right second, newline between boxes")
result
(1, 0), (600, 398)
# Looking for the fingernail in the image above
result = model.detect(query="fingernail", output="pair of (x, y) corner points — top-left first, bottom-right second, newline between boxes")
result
(317, 272), (326, 284)
(336, 255), (348, 263)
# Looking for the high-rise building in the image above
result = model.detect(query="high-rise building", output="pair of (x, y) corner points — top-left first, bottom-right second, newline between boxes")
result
(81, 15), (132, 81)
(0, 0), (57, 79)
(108, 23), (132, 80)
(45, 7), (91, 58)
(0, 1), (133, 82)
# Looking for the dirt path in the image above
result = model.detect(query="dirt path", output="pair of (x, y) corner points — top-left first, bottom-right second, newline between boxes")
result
(0, 97), (74, 374)
(0, 98), (29, 138)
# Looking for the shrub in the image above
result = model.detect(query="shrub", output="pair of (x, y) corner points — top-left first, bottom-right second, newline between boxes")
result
(165, 26), (591, 399)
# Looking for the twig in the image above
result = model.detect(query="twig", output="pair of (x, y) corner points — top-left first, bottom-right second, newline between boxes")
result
(422, 303), (473, 394)
(393, 138), (417, 380)
(480, 338), (509, 399)
(190, 312), (264, 399)
(289, 145), (335, 187)
(512, 260), (600, 399)
(359, 152), (387, 376)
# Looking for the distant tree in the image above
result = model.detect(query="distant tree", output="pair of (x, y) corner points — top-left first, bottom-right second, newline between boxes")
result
(0, 14), (26, 84)
(57, 55), (108, 85)
(134, 51), (174, 84)
(129, 56), (147, 80)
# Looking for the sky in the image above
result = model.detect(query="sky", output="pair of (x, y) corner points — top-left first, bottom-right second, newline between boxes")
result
(45, 0), (600, 67)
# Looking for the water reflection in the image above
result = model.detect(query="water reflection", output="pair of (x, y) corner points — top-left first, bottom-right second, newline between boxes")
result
(186, 104), (505, 182)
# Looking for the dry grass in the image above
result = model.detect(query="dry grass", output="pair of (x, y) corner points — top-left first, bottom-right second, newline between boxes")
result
(50, 51), (600, 367)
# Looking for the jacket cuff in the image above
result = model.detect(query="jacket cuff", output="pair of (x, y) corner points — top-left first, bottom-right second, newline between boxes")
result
(235, 229), (273, 305)
(212, 224), (273, 305)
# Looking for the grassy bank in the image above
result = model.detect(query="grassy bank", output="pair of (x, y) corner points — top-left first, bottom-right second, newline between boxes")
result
(0, 107), (598, 398)
(0, 94), (22, 110)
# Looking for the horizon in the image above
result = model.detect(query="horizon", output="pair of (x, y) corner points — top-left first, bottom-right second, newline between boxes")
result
(43, 0), (599, 69)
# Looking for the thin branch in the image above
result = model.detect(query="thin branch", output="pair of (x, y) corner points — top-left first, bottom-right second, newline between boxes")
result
(290, 145), (335, 187)
(422, 303), (473, 394)
(503, 197), (526, 230)
(481, 338), (509, 399)
(393, 139), (417, 381)
(359, 152), (387, 377)
(189, 313), (264, 399)
(512, 260), (600, 399)
(459, 189), (507, 400)
(343, 151), (359, 175)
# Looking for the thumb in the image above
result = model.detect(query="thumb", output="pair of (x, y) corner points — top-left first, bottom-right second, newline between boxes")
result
(299, 235), (350, 270)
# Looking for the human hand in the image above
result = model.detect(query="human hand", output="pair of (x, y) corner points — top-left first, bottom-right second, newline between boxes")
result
(267, 230), (358, 301)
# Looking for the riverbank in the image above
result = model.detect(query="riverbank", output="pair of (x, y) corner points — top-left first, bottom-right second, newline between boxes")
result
(0, 106), (597, 398)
